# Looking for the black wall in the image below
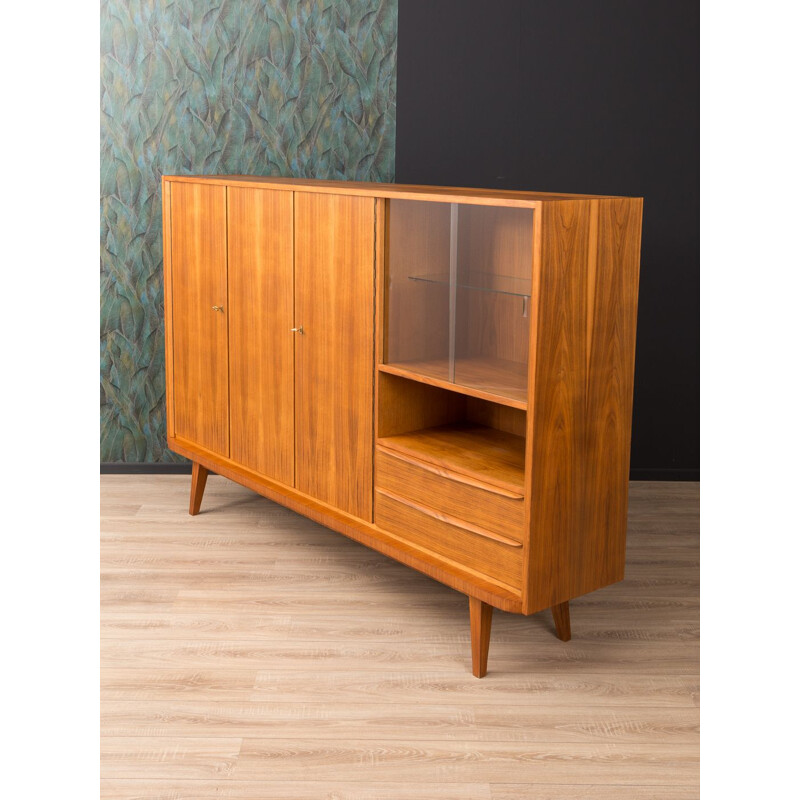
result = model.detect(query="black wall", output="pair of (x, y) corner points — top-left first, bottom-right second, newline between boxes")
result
(395, 0), (699, 478)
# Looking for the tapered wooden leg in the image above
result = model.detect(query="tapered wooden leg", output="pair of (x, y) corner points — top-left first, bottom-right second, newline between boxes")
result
(189, 462), (209, 516)
(469, 596), (493, 678)
(551, 600), (571, 641)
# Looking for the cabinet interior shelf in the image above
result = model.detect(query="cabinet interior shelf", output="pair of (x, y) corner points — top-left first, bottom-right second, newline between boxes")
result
(379, 358), (528, 410)
(407, 271), (532, 298)
(377, 422), (526, 496)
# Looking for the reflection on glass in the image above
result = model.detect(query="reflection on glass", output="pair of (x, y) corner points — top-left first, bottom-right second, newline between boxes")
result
(385, 200), (533, 405)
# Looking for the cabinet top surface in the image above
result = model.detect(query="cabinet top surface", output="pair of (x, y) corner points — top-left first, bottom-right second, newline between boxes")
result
(163, 174), (639, 206)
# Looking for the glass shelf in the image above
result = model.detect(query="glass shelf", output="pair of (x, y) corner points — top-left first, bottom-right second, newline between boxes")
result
(408, 271), (532, 299)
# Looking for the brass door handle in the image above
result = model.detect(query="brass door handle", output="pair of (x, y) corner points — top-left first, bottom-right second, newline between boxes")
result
(211, 305), (224, 312)
(291, 326), (304, 335)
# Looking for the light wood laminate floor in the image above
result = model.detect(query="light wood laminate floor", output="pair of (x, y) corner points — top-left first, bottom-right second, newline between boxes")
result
(100, 476), (699, 799)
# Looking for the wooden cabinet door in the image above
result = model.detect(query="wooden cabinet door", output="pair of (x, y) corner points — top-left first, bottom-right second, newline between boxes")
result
(227, 187), (295, 485)
(294, 192), (375, 521)
(170, 182), (229, 456)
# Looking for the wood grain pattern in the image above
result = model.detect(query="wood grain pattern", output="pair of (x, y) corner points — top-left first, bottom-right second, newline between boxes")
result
(379, 359), (528, 409)
(582, 197), (643, 589)
(100, 608), (698, 647)
(464, 397), (527, 438)
(374, 198), (387, 379)
(375, 449), (524, 540)
(375, 488), (523, 548)
(491, 787), (697, 800)
(234, 739), (697, 784)
(100, 780), (493, 800)
(524, 197), (643, 613)
(376, 447), (523, 498)
(169, 181), (229, 457)
(469, 596), (493, 678)
(100, 737), (241, 779)
(376, 372), (466, 439)
(101, 699), (700, 742)
(227, 187), (294, 485)
(188, 461), (208, 516)
(161, 178), (175, 440)
(100, 476), (698, 796)
(99, 734), (696, 784)
(374, 491), (524, 590)
(294, 192), (375, 521)
(164, 174), (615, 205)
(101, 663), (697, 706)
(100, 782), (695, 800)
(377, 422), (525, 495)
(101, 637), (699, 675)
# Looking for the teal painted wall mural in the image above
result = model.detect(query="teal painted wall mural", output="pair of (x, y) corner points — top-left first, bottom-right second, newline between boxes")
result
(100, 0), (397, 462)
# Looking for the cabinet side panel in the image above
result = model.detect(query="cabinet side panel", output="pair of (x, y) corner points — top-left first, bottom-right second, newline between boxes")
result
(227, 187), (295, 485)
(294, 192), (376, 521)
(583, 197), (643, 589)
(170, 182), (229, 457)
(527, 200), (591, 610)
(161, 179), (175, 440)
(526, 198), (642, 611)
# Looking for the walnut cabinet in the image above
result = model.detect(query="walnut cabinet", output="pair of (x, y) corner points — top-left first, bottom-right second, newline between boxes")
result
(162, 175), (643, 677)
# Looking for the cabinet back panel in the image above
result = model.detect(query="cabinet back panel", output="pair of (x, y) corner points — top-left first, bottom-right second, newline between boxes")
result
(294, 192), (376, 521)
(377, 373), (465, 439)
(377, 373), (527, 439)
(227, 187), (295, 485)
(169, 182), (229, 457)
(464, 398), (526, 438)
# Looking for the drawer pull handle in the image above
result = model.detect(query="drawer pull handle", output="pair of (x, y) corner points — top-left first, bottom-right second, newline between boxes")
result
(377, 446), (524, 500)
(376, 488), (523, 548)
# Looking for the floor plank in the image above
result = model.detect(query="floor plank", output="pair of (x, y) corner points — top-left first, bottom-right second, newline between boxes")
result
(99, 780), (492, 800)
(232, 739), (698, 784)
(100, 637), (699, 674)
(490, 785), (698, 800)
(101, 700), (698, 743)
(100, 737), (242, 779)
(100, 668), (697, 707)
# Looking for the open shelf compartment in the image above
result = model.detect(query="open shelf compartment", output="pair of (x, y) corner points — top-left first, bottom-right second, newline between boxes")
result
(377, 422), (525, 496)
(377, 372), (528, 496)
(378, 359), (527, 409)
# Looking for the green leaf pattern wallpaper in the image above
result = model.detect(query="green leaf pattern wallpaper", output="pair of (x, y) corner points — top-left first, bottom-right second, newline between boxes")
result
(100, 0), (397, 462)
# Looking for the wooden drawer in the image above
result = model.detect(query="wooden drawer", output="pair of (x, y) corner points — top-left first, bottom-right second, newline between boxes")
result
(374, 489), (524, 589)
(375, 448), (525, 541)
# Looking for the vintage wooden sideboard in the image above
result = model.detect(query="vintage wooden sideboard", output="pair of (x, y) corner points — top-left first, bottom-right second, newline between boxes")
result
(161, 175), (643, 677)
